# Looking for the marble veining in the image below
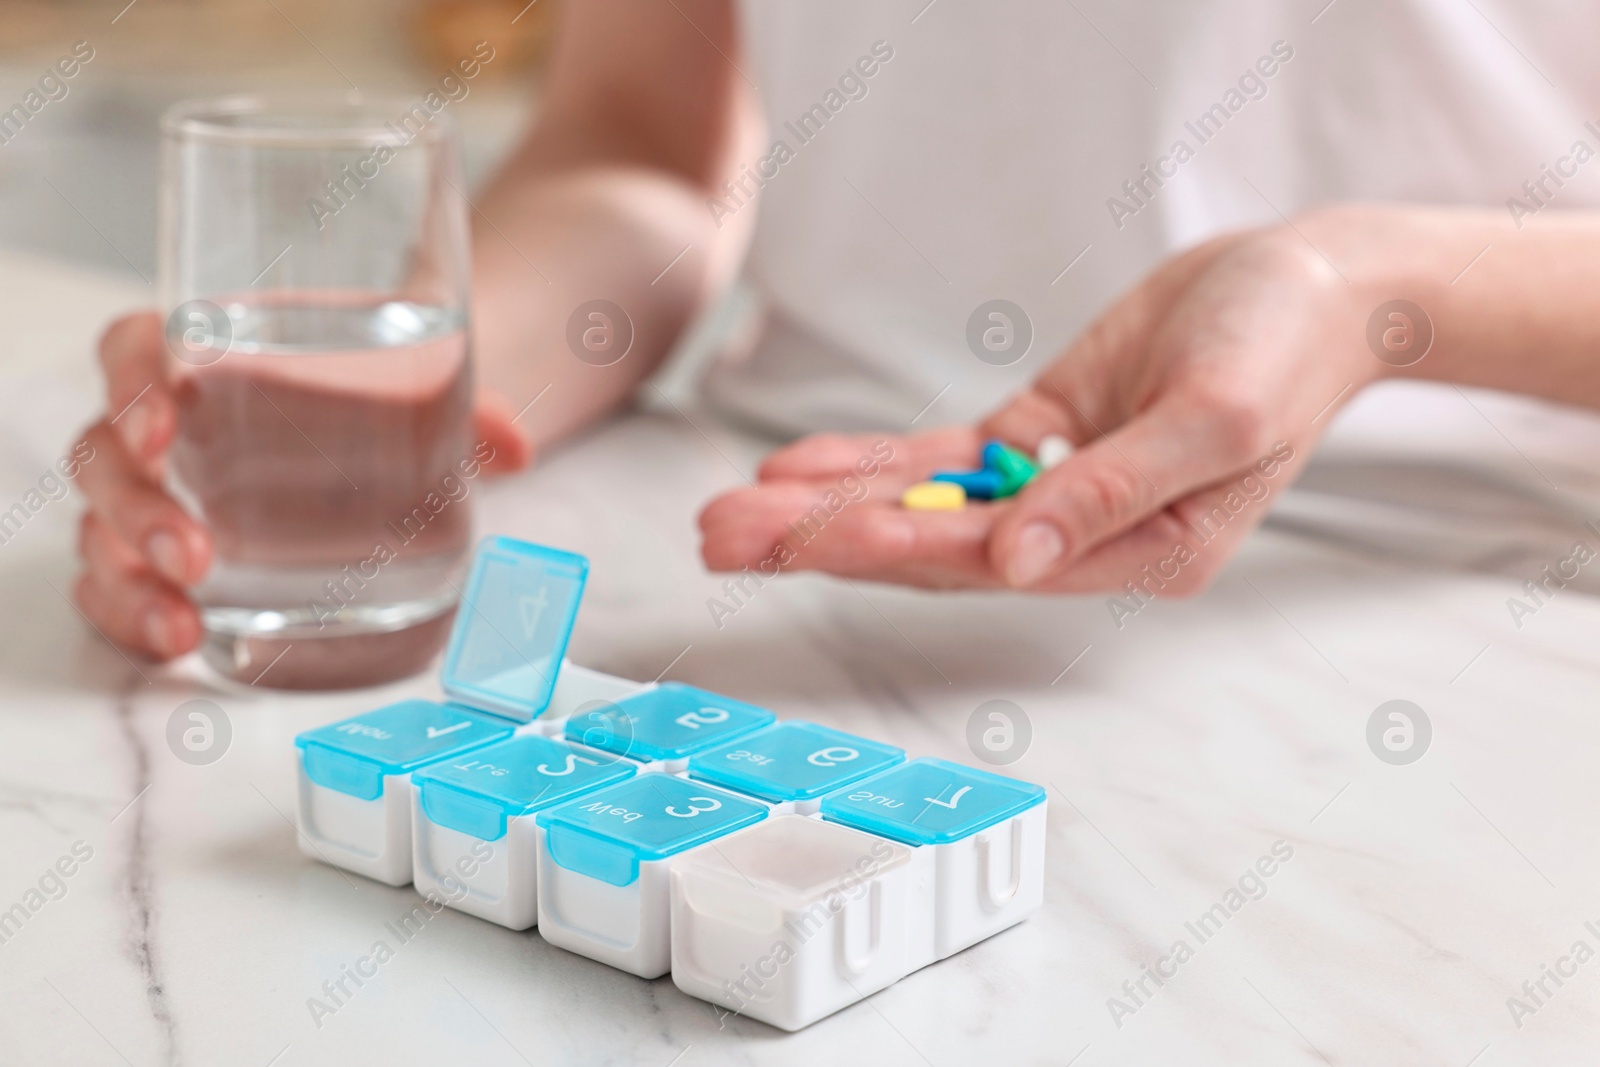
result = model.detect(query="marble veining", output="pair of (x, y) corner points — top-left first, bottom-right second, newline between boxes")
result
(114, 677), (179, 1067)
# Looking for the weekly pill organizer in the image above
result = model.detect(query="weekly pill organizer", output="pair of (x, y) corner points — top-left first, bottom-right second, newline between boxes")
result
(293, 535), (1048, 1031)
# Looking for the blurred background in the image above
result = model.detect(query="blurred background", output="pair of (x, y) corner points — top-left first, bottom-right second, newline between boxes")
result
(0, 0), (553, 279)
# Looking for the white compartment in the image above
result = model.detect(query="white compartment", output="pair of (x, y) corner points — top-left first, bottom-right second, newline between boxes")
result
(296, 767), (417, 886)
(925, 801), (1047, 957)
(293, 700), (514, 887)
(534, 773), (769, 978)
(670, 815), (930, 1031)
(819, 757), (1048, 958)
(411, 808), (539, 927)
(536, 835), (675, 976)
(410, 734), (637, 929)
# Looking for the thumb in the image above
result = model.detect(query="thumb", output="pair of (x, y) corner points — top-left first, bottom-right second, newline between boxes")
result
(986, 395), (1266, 587)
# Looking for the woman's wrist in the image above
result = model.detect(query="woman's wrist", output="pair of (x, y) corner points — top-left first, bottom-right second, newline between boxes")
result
(1296, 203), (1600, 410)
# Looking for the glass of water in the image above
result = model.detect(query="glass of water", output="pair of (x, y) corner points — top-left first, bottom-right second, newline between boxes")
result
(159, 95), (475, 689)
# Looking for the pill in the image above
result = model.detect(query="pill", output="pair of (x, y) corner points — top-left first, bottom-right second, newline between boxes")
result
(901, 481), (967, 510)
(1036, 434), (1072, 470)
(932, 469), (1005, 500)
(982, 440), (1039, 498)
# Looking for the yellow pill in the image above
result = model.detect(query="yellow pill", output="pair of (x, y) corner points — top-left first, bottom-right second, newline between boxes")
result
(901, 480), (967, 511)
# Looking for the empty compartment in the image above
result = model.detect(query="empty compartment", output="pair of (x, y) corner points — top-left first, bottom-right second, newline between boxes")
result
(540, 661), (652, 736)
(670, 814), (930, 1031)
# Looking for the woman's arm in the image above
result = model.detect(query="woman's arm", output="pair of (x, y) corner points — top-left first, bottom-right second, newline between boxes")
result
(698, 204), (1600, 593)
(470, 0), (762, 453)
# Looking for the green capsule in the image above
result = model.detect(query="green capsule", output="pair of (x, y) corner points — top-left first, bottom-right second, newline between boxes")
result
(982, 440), (1039, 498)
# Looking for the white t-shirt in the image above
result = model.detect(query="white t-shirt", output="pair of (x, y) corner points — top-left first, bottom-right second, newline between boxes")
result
(702, 0), (1600, 437)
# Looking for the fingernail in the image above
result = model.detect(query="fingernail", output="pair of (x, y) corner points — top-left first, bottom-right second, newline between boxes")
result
(118, 403), (153, 455)
(1008, 521), (1064, 587)
(143, 605), (175, 656)
(146, 529), (187, 584)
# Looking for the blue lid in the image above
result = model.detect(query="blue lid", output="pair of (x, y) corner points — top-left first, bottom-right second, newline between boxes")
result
(438, 536), (588, 722)
(563, 683), (775, 762)
(413, 735), (638, 841)
(687, 722), (905, 804)
(535, 773), (767, 886)
(294, 700), (514, 801)
(820, 757), (1046, 845)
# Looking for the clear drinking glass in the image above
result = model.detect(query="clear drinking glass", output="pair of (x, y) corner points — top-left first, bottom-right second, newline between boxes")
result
(159, 95), (475, 689)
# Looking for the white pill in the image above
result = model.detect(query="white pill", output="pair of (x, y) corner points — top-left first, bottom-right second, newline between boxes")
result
(1036, 434), (1072, 470)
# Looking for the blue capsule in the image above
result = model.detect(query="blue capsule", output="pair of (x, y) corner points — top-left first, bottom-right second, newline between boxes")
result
(931, 468), (1005, 500)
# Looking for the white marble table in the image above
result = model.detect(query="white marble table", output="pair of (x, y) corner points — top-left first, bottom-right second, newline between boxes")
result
(4, 249), (1600, 1066)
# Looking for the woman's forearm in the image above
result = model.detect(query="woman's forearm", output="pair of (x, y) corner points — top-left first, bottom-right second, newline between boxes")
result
(466, 0), (760, 450)
(1305, 205), (1600, 409)
(470, 157), (757, 449)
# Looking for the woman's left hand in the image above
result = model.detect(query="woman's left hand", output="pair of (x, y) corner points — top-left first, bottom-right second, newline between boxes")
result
(698, 217), (1391, 595)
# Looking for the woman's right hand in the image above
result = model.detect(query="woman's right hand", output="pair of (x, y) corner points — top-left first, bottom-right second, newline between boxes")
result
(73, 312), (210, 660)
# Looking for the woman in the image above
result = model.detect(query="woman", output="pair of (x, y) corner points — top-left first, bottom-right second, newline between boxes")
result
(72, 0), (1600, 657)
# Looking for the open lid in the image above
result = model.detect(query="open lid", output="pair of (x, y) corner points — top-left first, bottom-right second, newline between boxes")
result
(439, 536), (588, 723)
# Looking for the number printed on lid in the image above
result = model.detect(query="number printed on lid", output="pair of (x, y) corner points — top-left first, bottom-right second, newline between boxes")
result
(819, 757), (1047, 846)
(439, 537), (589, 721)
(686, 722), (905, 804)
(564, 683), (775, 762)
(414, 734), (638, 814)
(294, 700), (514, 770)
(535, 772), (768, 860)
